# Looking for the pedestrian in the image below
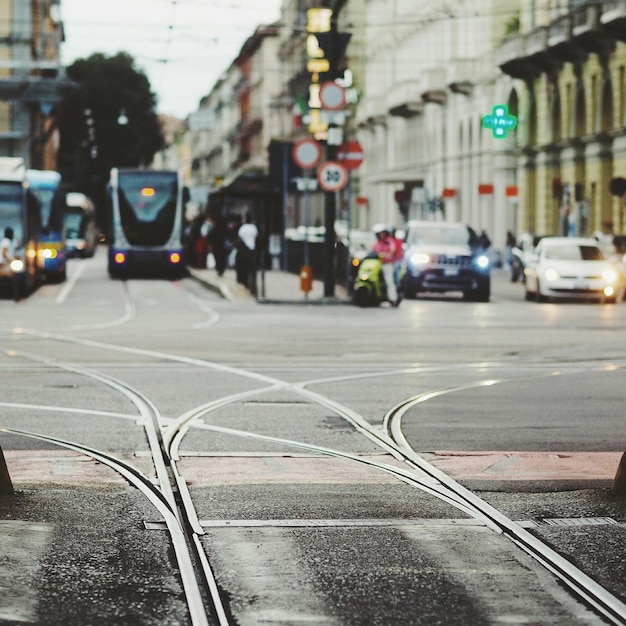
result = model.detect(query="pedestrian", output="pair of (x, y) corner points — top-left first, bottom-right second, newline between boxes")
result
(371, 223), (399, 307)
(198, 214), (213, 268)
(236, 212), (258, 294)
(208, 211), (228, 276)
(0, 227), (15, 277)
(505, 230), (516, 269)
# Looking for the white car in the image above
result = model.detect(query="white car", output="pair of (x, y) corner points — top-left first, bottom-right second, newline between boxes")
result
(524, 236), (622, 303)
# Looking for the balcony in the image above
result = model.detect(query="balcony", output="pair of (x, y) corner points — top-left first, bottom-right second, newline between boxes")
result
(548, 14), (586, 62)
(446, 59), (475, 95)
(525, 26), (561, 72)
(356, 94), (388, 127)
(420, 67), (447, 105)
(386, 82), (422, 118)
(572, 2), (613, 52)
(497, 34), (534, 79)
(601, 0), (626, 42)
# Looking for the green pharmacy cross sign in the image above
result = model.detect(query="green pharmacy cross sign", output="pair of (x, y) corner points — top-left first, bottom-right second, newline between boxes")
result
(482, 104), (517, 139)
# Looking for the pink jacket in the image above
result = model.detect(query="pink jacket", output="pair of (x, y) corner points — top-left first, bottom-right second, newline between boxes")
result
(372, 237), (397, 264)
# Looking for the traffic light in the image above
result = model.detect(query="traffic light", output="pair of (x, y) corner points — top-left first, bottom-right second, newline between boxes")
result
(313, 32), (351, 81)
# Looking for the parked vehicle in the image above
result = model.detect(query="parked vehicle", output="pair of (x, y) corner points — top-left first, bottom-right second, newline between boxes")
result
(401, 220), (491, 302)
(524, 236), (621, 303)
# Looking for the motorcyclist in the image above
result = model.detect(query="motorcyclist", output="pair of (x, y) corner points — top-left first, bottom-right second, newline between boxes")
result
(371, 223), (400, 307)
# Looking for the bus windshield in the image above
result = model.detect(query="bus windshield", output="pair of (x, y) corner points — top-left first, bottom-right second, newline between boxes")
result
(0, 181), (24, 245)
(117, 172), (178, 246)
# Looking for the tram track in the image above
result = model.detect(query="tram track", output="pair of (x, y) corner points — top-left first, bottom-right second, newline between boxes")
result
(1, 348), (229, 626)
(2, 322), (626, 624)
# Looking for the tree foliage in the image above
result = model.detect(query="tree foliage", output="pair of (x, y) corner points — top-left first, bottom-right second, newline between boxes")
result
(57, 52), (164, 198)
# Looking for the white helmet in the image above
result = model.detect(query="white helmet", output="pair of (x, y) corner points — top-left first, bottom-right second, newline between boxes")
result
(372, 223), (389, 235)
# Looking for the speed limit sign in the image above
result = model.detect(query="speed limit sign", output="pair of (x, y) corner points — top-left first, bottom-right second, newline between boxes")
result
(317, 161), (348, 192)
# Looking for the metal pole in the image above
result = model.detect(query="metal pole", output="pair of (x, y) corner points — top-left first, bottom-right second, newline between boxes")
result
(281, 142), (289, 271)
(345, 171), (352, 293)
(303, 169), (311, 268)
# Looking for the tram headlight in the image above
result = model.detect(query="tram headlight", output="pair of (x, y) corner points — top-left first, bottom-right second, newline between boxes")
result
(169, 252), (181, 264)
(10, 258), (24, 272)
(113, 252), (126, 265)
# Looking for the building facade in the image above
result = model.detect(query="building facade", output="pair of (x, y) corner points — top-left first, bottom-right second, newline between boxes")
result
(497, 0), (626, 238)
(0, 0), (69, 168)
(185, 0), (626, 260)
(355, 0), (522, 254)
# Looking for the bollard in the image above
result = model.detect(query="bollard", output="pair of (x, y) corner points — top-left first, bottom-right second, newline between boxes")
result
(612, 450), (626, 495)
(300, 265), (313, 294)
(0, 444), (14, 495)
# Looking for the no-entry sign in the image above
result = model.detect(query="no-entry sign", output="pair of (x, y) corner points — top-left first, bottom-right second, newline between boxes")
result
(337, 140), (364, 170)
(317, 161), (348, 192)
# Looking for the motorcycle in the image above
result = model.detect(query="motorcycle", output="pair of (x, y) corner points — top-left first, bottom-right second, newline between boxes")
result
(352, 252), (402, 307)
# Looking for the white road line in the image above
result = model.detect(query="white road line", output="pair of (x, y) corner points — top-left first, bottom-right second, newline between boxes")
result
(55, 262), (86, 304)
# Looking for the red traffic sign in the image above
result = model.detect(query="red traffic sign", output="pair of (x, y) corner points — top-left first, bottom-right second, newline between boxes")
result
(292, 138), (323, 170)
(337, 139), (364, 170)
(317, 161), (348, 192)
(319, 81), (346, 111)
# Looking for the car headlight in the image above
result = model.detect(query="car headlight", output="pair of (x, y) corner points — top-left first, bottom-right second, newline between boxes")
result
(544, 267), (560, 281)
(475, 254), (489, 269)
(9, 258), (24, 272)
(602, 268), (618, 283)
(409, 252), (430, 265)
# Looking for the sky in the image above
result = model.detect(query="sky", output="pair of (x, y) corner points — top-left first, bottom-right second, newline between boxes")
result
(60, 0), (284, 119)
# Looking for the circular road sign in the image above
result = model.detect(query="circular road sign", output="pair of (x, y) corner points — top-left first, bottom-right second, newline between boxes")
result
(337, 139), (364, 170)
(319, 81), (346, 111)
(292, 138), (323, 170)
(317, 161), (348, 192)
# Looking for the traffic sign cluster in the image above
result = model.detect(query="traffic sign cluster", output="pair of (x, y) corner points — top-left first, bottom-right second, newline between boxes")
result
(292, 135), (363, 193)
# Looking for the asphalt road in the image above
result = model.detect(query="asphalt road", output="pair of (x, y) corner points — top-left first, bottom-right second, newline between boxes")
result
(0, 248), (624, 625)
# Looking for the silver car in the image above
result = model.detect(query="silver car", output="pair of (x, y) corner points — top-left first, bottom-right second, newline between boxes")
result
(524, 236), (622, 303)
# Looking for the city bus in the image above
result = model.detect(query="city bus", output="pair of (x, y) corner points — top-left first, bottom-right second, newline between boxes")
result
(63, 192), (98, 258)
(0, 158), (42, 298)
(107, 167), (188, 278)
(26, 169), (67, 282)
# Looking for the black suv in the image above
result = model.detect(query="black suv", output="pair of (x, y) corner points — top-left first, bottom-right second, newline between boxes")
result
(401, 220), (491, 302)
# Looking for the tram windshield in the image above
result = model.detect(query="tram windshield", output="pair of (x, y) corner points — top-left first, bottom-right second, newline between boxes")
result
(117, 172), (178, 246)
(63, 210), (83, 239)
(32, 188), (64, 231)
(0, 181), (24, 246)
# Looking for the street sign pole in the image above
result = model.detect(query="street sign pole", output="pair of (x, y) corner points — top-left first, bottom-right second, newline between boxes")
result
(345, 170), (352, 294)
(303, 169), (311, 268)
(292, 138), (323, 299)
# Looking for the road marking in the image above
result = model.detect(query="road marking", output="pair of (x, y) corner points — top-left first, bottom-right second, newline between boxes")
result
(55, 262), (86, 304)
